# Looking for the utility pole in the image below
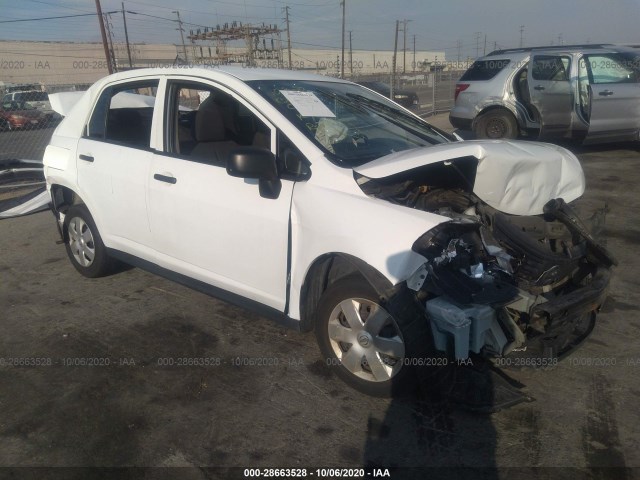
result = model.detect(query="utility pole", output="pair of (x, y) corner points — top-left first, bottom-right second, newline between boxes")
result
(340, 0), (346, 78)
(456, 39), (461, 63)
(173, 10), (188, 63)
(94, 0), (113, 74)
(391, 20), (399, 100)
(483, 33), (487, 55)
(558, 33), (563, 45)
(348, 30), (353, 77)
(519, 25), (525, 48)
(277, 30), (283, 68)
(283, 6), (292, 69)
(104, 12), (117, 72)
(402, 20), (409, 74)
(412, 34), (416, 73)
(474, 32), (481, 58)
(122, 2), (133, 68)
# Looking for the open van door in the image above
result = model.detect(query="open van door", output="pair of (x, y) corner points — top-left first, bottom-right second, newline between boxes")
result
(583, 52), (640, 143)
(527, 54), (573, 138)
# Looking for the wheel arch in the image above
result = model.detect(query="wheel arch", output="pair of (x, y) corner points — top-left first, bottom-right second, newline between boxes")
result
(49, 184), (87, 241)
(473, 105), (521, 138)
(473, 104), (521, 129)
(50, 184), (85, 213)
(298, 253), (394, 333)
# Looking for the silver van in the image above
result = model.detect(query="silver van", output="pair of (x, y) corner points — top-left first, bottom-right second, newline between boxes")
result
(450, 45), (640, 144)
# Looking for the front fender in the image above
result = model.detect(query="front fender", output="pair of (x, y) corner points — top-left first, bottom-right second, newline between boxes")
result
(287, 181), (448, 320)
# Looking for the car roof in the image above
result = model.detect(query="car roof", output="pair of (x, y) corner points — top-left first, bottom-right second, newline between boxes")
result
(487, 44), (616, 55)
(94, 66), (351, 84)
(475, 44), (635, 63)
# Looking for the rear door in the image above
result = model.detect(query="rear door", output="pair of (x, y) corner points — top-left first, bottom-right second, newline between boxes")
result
(76, 78), (159, 255)
(583, 52), (640, 140)
(527, 53), (573, 137)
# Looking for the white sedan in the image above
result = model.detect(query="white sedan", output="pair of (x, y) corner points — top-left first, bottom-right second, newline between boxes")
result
(43, 67), (614, 396)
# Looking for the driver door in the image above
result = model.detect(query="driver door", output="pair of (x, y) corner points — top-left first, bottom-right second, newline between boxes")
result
(147, 78), (294, 311)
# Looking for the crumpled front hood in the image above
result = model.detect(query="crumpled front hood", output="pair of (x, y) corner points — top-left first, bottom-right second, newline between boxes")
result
(353, 139), (585, 216)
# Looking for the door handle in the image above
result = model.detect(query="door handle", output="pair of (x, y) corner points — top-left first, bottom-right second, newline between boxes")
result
(533, 85), (545, 91)
(79, 154), (94, 162)
(153, 173), (177, 184)
(599, 90), (614, 96)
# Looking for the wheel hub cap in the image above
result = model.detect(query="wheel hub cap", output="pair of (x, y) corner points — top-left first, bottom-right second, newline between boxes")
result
(327, 298), (406, 383)
(357, 332), (372, 348)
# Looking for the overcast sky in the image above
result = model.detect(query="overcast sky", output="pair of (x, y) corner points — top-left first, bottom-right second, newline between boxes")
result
(1, 0), (639, 59)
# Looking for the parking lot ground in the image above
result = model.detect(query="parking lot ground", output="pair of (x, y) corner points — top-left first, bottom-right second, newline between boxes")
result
(1, 120), (640, 475)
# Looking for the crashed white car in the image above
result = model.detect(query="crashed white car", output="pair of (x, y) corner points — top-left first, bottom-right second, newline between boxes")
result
(43, 67), (614, 396)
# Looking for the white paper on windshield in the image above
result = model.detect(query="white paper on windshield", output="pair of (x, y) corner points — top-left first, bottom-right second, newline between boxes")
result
(280, 90), (335, 117)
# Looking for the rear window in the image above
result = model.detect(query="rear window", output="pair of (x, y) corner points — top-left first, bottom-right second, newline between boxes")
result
(459, 59), (511, 81)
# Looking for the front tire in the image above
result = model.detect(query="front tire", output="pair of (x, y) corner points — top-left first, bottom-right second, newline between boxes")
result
(474, 110), (518, 139)
(315, 276), (425, 397)
(63, 205), (113, 278)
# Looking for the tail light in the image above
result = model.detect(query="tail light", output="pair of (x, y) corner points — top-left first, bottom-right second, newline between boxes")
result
(454, 83), (470, 101)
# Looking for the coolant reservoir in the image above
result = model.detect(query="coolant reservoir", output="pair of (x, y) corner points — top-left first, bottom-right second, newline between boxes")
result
(425, 297), (507, 359)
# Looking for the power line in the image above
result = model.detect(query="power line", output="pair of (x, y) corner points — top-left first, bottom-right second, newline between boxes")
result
(0, 12), (117, 23)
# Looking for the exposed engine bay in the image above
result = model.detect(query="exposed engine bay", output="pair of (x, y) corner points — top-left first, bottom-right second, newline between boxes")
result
(356, 156), (616, 362)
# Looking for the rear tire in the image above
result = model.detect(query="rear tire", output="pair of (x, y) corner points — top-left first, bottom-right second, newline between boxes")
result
(315, 276), (429, 397)
(474, 110), (518, 139)
(63, 205), (113, 278)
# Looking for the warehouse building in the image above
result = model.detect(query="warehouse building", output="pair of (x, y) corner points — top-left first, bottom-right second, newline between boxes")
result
(0, 40), (444, 90)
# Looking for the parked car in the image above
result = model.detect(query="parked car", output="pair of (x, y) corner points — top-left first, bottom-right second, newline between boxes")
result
(358, 81), (420, 109)
(44, 67), (614, 396)
(2, 90), (60, 126)
(450, 44), (640, 143)
(0, 101), (45, 131)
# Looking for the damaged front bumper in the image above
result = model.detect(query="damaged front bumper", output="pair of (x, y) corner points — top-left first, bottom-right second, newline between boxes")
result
(408, 201), (615, 364)
(514, 267), (610, 360)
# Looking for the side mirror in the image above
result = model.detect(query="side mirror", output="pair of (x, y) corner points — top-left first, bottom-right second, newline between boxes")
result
(227, 147), (281, 199)
(282, 148), (311, 180)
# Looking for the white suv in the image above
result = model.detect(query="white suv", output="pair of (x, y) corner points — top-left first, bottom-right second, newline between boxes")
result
(44, 67), (614, 396)
(451, 45), (640, 143)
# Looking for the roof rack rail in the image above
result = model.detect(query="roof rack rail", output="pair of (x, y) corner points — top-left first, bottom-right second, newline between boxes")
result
(487, 44), (614, 56)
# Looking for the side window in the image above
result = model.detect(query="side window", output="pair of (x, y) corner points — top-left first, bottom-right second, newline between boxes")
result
(585, 54), (638, 84)
(459, 59), (511, 81)
(532, 56), (570, 81)
(85, 80), (159, 148)
(165, 81), (271, 166)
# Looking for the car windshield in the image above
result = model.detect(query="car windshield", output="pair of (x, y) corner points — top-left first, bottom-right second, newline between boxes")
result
(15, 92), (48, 102)
(361, 81), (389, 92)
(248, 80), (450, 167)
(2, 101), (30, 111)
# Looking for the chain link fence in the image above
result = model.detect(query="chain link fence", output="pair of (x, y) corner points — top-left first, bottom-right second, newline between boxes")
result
(0, 67), (463, 165)
(348, 69), (463, 118)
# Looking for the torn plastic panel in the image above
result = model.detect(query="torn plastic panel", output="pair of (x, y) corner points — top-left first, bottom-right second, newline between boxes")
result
(0, 159), (49, 219)
(407, 216), (613, 361)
